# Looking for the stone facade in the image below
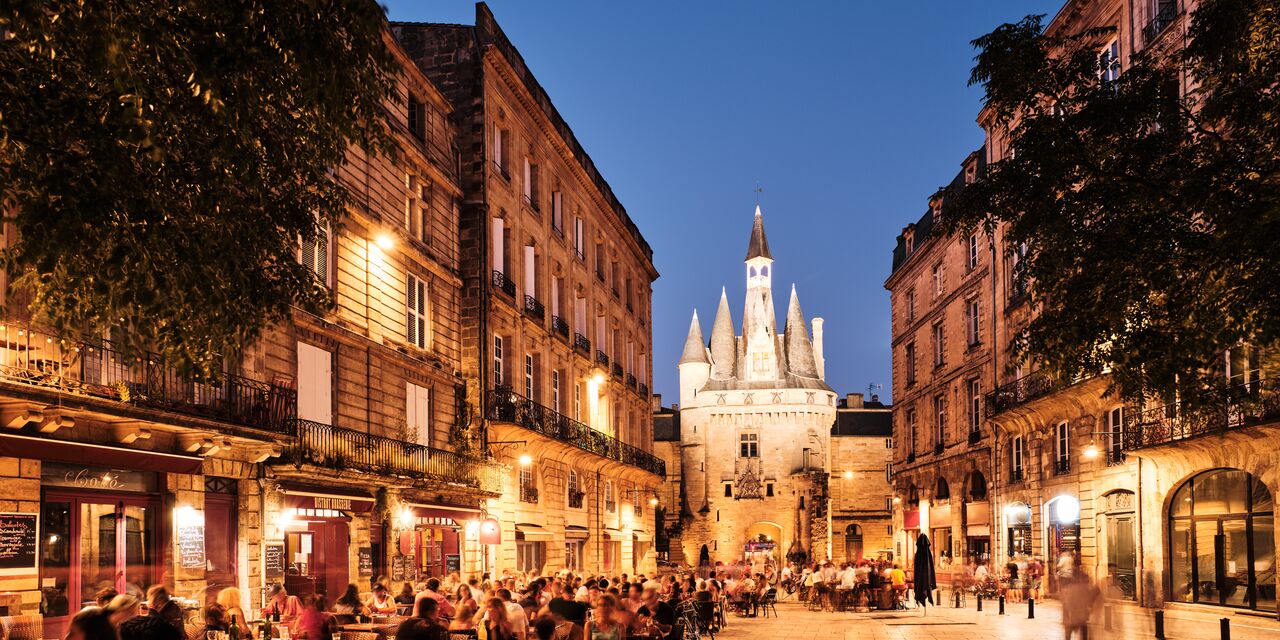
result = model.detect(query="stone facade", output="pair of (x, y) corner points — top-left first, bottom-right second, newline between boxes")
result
(393, 4), (662, 577)
(829, 394), (895, 564)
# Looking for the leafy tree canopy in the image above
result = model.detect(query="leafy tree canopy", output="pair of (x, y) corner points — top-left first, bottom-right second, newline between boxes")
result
(0, 0), (397, 377)
(941, 0), (1280, 410)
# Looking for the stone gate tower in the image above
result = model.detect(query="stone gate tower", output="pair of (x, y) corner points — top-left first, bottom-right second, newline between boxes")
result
(672, 206), (837, 567)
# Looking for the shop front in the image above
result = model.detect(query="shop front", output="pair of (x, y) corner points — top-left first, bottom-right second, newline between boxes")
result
(1005, 502), (1033, 559)
(930, 502), (954, 579)
(279, 486), (374, 599)
(1045, 495), (1082, 593)
(396, 504), (477, 580)
(964, 501), (992, 563)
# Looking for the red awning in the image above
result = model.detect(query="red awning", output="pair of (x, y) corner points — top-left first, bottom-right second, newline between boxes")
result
(903, 509), (920, 530)
(0, 433), (203, 474)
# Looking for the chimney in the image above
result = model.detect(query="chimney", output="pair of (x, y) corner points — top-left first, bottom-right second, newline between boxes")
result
(812, 318), (825, 379)
(871, 394), (880, 404)
(671, 403), (679, 411)
(845, 393), (864, 409)
(651, 394), (663, 412)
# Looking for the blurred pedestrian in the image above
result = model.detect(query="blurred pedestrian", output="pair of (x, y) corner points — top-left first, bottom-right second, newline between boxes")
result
(1060, 569), (1100, 640)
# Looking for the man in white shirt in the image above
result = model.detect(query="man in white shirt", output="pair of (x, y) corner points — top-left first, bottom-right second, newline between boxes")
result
(839, 564), (858, 589)
(478, 588), (527, 640)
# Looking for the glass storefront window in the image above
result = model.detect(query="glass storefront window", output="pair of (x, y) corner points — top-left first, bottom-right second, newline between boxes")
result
(1168, 468), (1275, 609)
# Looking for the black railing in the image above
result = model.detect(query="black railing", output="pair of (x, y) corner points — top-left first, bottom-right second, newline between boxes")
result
(568, 491), (585, 509)
(612, 363), (623, 379)
(1054, 458), (1071, 476)
(1105, 449), (1126, 467)
(986, 370), (1069, 417)
(1122, 377), (1280, 451)
(1142, 2), (1178, 47)
(574, 248), (585, 262)
(573, 334), (591, 356)
(596, 350), (610, 367)
(0, 320), (296, 433)
(523, 295), (545, 322)
(968, 429), (982, 445)
(626, 374), (636, 389)
(487, 386), (666, 476)
(1009, 469), (1025, 484)
(551, 316), (569, 338)
(283, 419), (502, 491)
(520, 485), (539, 503)
(492, 270), (515, 299)
(933, 442), (944, 455)
(595, 269), (605, 282)
(638, 383), (648, 396)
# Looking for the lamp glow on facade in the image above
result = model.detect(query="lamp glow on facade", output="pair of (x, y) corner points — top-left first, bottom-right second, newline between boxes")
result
(518, 454), (533, 466)
(843, 470), (854, 480)
(375, 232), (395, 251)
(397, 507), (415, 528)
(648, 497), (659, 507)
(1083, 442), (1100, 459)
(1054, 495), (1081, 523)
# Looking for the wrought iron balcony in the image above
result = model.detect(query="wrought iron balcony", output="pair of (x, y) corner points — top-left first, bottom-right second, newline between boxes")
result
(596, 350), (610, 367)
(638, 383), (649, 396)
(523, 295), (545, 322)
(0, 319), (295, 433)
(519, 485), (539, 504)
(568, 491), (585, 509)
(573, 334), (591, 356)
(492, 270), (515, 299)
(1105, 449), (1126, 467)
(612, 363), (623, 379)
(986, 370), (1069, 417)
(283, 419), (502, 491)
(968, 429), (982, 445)
(626, 374), (636, 389)
(551, 316), (569, 338)
(1009, 469), (1025, 484)
(1122, 377), (1280, 451)
(1142, 2), (1177, 47)
(487, 386), (666, 476)
(1054, 458), (1071, 476)
(933, 442), (944, 455)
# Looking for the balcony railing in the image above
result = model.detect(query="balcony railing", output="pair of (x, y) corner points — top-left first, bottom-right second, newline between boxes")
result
(596, 350), (610, 367)
(933, 442), (944, 455)
(0, 320), (295, 433)
(638, 382), (649, 396)
(612, 363), (623, 379)
(1142, 2), (1177, 47)
(551, 316), (569, 339)
(283, 419), (502, 491)
(626, 374), (636, 389)
(1105, 449), (1126, 467)
(492, 270), (515, 299)
(519, 485), (539, 504)
(1009, 468), (1025, 484)
(523, 295), (545, 322)
(986, 370), (1069, 417)
(573, 334), (591, 356)
(488, 386), (666, 476)
(968, 429), (982, 445)
(568, 491), (585, 509)
(1122, 377), (1280, 451)
(1054, 458), (1071, 476)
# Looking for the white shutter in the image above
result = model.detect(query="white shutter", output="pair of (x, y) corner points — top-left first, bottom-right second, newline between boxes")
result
(297, 342), (333, 424)
(407, 274), (428, 349)
(523, 158), (532, 199)
(523, 245), (536, 297)
(491, 218), (505, 275)
(551, 278), (561, 318)
(407, 383), (430, 446)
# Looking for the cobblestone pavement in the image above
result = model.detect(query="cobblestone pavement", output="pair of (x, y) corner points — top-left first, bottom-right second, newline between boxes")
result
(710, 598), (1280, 640)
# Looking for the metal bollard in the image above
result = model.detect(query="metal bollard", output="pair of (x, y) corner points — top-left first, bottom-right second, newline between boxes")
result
(977, 594), (983, 612)
(935, 589), (941, 605)
(954, 590), (961, 608)
(1104, 604), (1113, 631)
(1221, 617), (1230, 640)
(999, 595), (1005, 615)
(1154, 610), (1165, 639)
(1028, 597), (1035, 619)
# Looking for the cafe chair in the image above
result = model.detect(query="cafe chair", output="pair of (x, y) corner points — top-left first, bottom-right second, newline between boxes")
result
(758, 589), (778, 618)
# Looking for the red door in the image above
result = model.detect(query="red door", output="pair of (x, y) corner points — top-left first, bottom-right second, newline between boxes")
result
(310, 521), (349, 598)
(205, 493), (238, 604)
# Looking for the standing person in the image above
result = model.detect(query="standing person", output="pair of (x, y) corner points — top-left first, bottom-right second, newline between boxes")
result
(1027, 556), (1045, 601)
(1059, 570), (1100, 640)
(292, 595), (336, 640)
(912, 534), (937, 613)
(482, 598), (517, 640)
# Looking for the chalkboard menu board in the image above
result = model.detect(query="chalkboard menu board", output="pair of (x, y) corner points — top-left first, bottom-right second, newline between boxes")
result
(358, 547), (373, 577)
(265, 543), (286, 579)
(177, 525), (205, 569)
(0, 513), (37, 573)
(445, 554), (460, 574)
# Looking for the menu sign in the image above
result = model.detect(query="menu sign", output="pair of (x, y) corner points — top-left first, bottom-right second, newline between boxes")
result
(0, 513), (37, 574)
(445, 554), (460, 574)
(357, 547), (373, 577)
(265, 543), (285, 578)
(177, 525), (205, 569)
(390, 555), (406, 582)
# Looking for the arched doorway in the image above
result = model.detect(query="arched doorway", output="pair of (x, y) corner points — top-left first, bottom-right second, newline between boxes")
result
(844, 524), (864, 561)
(744, 521), (784, 567)
(1169, 469), (1275, 610)
(1100, 490), (1137, 600)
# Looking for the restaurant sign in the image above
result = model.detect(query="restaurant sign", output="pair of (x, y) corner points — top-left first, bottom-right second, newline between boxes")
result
(283, 491), (374, 513)
(42, 462), (156, 493)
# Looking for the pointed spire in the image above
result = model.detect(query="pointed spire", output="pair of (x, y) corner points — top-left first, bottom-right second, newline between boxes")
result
(710, 287), (737, 379)
(745, 205), (772, 261)
(785, 285), (819, 378)
(679, 310), (710, 365)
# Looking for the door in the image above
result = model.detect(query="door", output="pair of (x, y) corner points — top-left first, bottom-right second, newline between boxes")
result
(1106, 515), (1137, 599)
(315, 521), (350, 599)
(205, 493), (239, 604)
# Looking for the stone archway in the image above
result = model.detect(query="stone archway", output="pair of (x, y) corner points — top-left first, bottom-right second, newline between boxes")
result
(744, 521), (785, 567)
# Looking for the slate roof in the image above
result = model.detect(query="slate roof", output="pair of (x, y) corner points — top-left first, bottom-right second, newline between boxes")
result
(831, 408), (893, 437)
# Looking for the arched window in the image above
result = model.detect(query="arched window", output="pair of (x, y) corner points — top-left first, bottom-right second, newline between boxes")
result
(1169, 469), (1274, 609)
(966, 470), (988, 500)
(761, 266), (769, 277)
(749, 266), (757, 277)
(935, 477), (951, 501)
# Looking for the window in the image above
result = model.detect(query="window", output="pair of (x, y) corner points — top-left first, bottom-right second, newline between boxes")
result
(1100, 39), (1121, 83)
(1054, 421), (1070, 474)
(407, 383), (430, 446)
(932, 323), (945, 367)
(407, 96), (426, 142)
(300, 222), (330, 287)
(968, 380), (981, 434)
(516, 541), (544, 573)
(605, 480), (616, 512)
(297, 342), (333, 424)
(967, 234), (979, 270)
(932, 263), (944, 296)
(907, 408), (917, 455)
(524, 354), (534, 399)
(573, 382), (582, 422)
(723, 483), (733, 498)
(493, 335), (504, 387)
(906, 289), (916, 323)
(405, 175), (430, 244)
(551, 191), (563, 234)
(966, 299), (980, 346)
(905, 342), (917, 385)
(739, 433), (759, 458)
(522, 157), (540, 209)
(567, 470), (582, 508)
(1010, 436), (1025, 481)
(564, 540), (584, 570)
(1010, 242), (1029, 300)
(493, 126), (508, 175)
(573, 218), (585, 260)
(766, 484), (774, 497)
(406, 274), (430, 349)
(934, 395), (947, 449)
(1107, 407), (1125, 464)
(551, 370), (561, 413)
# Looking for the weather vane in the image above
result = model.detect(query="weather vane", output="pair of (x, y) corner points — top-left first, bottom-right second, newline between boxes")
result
(755, 183), (763, 205)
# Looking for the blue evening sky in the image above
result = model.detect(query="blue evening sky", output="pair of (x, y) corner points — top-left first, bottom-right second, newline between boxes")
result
(382, 1), (1062, 404)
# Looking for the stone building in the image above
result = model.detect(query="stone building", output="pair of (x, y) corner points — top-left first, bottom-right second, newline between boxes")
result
(393, 3), (663, 577)
(664, 207), (838, 567)
(0, 30), (501, 638)
(829, 394), (895, 564)
(891, 0), (1280, 617)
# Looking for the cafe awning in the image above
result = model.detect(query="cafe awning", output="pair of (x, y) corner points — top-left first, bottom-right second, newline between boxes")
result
(603, 528), (624, 540)
(565, 525), (589, 540)
(280, 483), (375, 513)
(0, 433), (204, 475)
(515, 523), (554, 541)
(632, 529), (653, 542)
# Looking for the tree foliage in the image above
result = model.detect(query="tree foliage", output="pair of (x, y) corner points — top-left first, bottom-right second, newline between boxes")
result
(0, 0), (397, 377)
(942, 0), (1280, 409)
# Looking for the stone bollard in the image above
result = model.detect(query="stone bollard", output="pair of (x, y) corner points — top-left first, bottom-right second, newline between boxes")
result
(1028, 597), (1035, 619)
(954, 590), (961, 608)
(1154, 610), (1165, 639)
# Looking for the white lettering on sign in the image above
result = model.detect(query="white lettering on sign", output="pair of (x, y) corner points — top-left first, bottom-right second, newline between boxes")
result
(313, 497), (352, 510)
(63, 469), (123, 490)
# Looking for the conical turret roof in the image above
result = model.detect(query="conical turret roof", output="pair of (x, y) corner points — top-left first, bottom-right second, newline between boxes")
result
(784, 285), (819, 378)
(679, 311), (710, 365)
(709, 287), (737, 379)
(744, 205), (772, 261)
